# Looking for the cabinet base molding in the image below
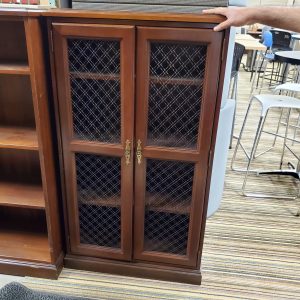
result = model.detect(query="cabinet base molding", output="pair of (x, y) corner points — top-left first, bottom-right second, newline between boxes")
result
(0, 252), (64, 279)
(64, 254), (202, 285)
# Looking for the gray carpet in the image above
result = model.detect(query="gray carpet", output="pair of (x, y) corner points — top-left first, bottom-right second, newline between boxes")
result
(0, 282), (91, 300)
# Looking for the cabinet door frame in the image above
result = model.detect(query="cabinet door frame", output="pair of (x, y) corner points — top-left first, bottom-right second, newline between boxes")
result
(134, 26), (223, 267)
(52, 23), (135, 261)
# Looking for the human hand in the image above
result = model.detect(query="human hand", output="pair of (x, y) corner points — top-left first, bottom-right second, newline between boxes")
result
(202, 7), (256, 31)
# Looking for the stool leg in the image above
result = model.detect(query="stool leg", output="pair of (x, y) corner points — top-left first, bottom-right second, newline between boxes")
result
(253, 109), (270, 159)
(272, 108), (285, 147)
(231, 96), (254, 171)
(230, 74), (238, 149)
(292, 112), (300, 146)
(242, 115), (265, 196)
(279, 108), (292, 169)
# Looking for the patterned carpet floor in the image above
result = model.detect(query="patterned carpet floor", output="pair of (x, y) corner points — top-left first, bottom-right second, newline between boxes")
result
(1, 61), (300, 300)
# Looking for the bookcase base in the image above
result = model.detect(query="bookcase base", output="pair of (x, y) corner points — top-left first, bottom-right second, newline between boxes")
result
(65, 254), (202, 285)
(0, 252), (64, 279)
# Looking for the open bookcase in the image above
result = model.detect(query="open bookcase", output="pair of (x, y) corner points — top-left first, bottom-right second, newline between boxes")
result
(0, 15), (63, 278)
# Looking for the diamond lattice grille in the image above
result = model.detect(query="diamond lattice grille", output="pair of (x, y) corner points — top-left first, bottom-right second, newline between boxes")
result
(67, 38), (121, 143)
(144, 159), (195, 255)
(147, 42), (207, 148)
(68, 39), (120, 74)
(150, 43), (207, 78)
(147, 83), (202, 148)
(76, 153), (121, 248)
(70, 78), (121, 143)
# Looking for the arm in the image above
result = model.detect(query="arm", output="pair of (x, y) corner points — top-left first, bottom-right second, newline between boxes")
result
(202, 7), (300, 32)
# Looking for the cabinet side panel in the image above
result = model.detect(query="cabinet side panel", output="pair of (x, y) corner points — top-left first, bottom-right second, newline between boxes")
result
(24, 17), (63, 265)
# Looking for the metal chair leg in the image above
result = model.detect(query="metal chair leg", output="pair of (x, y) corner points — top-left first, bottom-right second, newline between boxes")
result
(231, 96), (254, 171)
(242, 115), (265, 196)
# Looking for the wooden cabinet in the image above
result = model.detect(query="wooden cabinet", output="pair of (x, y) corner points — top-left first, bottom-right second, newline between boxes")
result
(50, 13), (228, 284)
(0, 15), (63, 278)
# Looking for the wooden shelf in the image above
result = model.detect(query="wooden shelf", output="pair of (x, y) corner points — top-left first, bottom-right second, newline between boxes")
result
(150, 76), (203, 86)
(0, 127), (38, 151)
(0, 227), (51, 263)
(147, 134), (197, 149)
(0, 182), (45, 210)
(70, 72), (120, 81)
(79, 194), (120, 207)
(145, 193), (191, 215)
(0, 62), (30, 75)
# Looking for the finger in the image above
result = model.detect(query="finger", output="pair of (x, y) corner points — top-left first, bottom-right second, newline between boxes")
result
(202, 7), (226, 15)
(213, 19), (232, 31)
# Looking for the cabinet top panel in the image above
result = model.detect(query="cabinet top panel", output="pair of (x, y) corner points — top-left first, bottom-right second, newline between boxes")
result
(0, 9), (225, 24)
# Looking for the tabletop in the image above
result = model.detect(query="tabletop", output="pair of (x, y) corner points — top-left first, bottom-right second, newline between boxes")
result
(275, 51), (300, 65)
(292, 34), (300, 40)
(235, 35), (266, 51)
(235, 34), (256, 41)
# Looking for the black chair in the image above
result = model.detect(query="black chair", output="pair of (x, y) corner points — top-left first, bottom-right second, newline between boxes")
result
(270, 30), (292, 52)
(231, 42), (245, 99)
(230, 42), (245, 148)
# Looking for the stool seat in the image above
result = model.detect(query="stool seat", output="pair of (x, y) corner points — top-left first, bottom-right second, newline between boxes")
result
(254, 94), (300, 116)
(231, 93), (300, 203)
(274, 83), (300, 93)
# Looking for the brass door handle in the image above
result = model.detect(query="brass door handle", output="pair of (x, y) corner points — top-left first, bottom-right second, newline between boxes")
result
(136, 139), (142, 165)
(125, 140), (131, 166)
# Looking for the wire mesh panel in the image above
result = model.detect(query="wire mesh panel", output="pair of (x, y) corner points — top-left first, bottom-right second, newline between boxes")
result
(76, 153), (121, 248)
(144, 159), (195, 255)
(67, 39), (121, 143)
(147, 42), (207, 149)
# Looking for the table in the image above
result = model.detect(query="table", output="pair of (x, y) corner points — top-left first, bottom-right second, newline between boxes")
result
(247, 30), (262, 39)
(291, 34), (300, 50)
(275, 51), (300, 66)
(275, 51), (300, 82)
(235, 34), (266, 51)
(235, 34), (267, 71)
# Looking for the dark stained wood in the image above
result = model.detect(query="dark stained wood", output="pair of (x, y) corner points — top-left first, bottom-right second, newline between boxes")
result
(69, 140), (124, 156)
(65, 254), (202, 285)
(142, 147), (201, 162)
(70, 72), (120, 81)
(134, 26), (223, 268)
(0, 75), (35, 128)
(0, 181), (45, 209)
(0, 62), (30, 75)
(0, 149), (42, 184)
(47, 13), (229, 283)
(0, 10), (39, 17)
(196, 28), (230, 269)
(150, 76), (203, 86)
(0, 207), (50, 263)
(79, 196), (121, 207)
(48, 17), (219, 30)
(0, 19), (28, 63)
(146, 193), (190, 215)
(24, 17), (63, 267)
(45, 9), (225, 24)
(0, 253), (63, 279)
(0, 127), (38, 151)
(52, 23), (135, 261)
(0, 9), (225, 25)
(0, 228), (51, 263)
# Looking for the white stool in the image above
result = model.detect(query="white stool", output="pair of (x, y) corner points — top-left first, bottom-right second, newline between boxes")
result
(232, 94), (300, 202)
(273, 83), (300, 148)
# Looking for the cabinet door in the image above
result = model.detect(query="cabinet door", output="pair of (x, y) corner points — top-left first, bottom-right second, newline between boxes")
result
(52, 24), (135, 261)
(134, 27), (223, 267)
